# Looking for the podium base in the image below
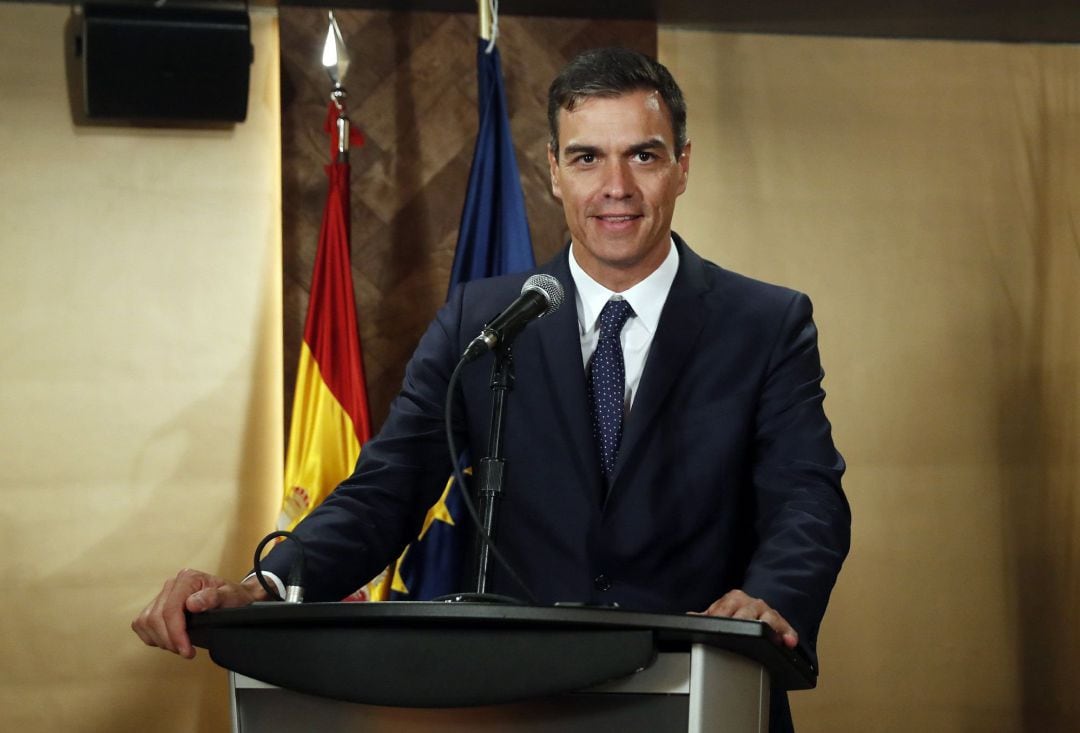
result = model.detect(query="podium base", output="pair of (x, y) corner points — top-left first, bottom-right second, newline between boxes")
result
(229, 646), (769, 733)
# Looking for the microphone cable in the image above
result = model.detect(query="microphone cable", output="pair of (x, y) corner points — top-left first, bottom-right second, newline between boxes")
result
(252, 530), (306, 603)
(444, 355), (537, 605)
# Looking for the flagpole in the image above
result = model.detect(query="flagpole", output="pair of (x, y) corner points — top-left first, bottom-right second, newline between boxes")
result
(478, 0), (491, 41)
(331, 89), (349, 163)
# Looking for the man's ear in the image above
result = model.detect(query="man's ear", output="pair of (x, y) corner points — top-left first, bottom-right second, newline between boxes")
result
(547, 146), (562, 200)
(676, 140), (691, 196)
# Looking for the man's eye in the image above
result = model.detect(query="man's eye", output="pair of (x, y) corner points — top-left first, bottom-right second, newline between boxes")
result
(579, 154), (595, 164)
(636, 151), (655, 162)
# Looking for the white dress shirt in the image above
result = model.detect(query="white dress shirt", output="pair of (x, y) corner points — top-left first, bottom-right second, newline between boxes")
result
(568, 239), (680, 414)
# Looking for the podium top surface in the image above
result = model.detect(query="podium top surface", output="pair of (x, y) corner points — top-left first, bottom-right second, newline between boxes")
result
(189, 601), (815, 692)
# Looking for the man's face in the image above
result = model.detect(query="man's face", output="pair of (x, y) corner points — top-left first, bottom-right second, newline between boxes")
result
(548, 89), (690, 292)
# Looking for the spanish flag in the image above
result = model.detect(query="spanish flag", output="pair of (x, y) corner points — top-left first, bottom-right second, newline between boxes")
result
(279, 104), (372, 565)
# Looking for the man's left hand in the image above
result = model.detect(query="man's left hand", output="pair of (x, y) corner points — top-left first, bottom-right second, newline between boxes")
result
(693, 589), (799, 649)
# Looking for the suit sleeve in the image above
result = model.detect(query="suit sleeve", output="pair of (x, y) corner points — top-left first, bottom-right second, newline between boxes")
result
(740, 291), (850, 669)
(259, 285), (470, 601)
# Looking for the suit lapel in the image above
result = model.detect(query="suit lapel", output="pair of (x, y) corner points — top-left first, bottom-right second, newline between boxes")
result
(608, 237), (709, 497)
(534, 249), (602, 492)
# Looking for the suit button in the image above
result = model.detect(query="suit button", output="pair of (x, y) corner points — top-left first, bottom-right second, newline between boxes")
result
(594, 574), (612, 591)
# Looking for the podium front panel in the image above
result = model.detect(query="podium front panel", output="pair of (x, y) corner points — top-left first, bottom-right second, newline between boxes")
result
(234, 685), (689, 733)
(230, 646), (768, 733)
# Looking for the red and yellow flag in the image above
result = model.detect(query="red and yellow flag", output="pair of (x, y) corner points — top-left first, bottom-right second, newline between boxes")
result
(279, 104), (382, 598)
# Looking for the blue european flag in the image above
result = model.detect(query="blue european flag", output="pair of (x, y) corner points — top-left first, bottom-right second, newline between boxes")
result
(391, 39), (536, 600)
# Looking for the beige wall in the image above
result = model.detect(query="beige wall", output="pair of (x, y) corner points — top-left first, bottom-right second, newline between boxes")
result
(661, 29), (1080, 733)
(0, 4), (282, 732)
(2, 6), (1077, 732)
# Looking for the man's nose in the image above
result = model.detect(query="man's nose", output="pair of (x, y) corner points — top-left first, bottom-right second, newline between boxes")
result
(602, 159), (634, 199)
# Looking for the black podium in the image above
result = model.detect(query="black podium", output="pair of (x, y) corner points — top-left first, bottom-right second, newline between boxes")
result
(189, 602), (815, 732)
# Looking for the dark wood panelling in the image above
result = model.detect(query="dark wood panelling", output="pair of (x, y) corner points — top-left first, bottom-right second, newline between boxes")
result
(280, 8), (655, 431)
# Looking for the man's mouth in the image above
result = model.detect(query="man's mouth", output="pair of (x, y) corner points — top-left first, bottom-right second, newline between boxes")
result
(594, 214), (641, 222)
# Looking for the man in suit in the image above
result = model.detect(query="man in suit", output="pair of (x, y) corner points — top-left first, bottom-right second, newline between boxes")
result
(134, 47), (849, 732)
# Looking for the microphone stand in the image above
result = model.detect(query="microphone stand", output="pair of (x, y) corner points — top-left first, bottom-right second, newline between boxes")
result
(465, 342), (515, 598)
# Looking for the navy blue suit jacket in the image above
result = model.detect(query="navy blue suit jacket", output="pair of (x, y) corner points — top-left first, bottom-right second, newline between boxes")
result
(266, 235), (849, 730)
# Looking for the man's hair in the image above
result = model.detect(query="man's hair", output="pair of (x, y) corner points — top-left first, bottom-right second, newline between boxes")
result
(547, 47), (687, 158)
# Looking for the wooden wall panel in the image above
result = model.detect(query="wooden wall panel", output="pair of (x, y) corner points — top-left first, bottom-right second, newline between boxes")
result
(280, 8), (656, 430)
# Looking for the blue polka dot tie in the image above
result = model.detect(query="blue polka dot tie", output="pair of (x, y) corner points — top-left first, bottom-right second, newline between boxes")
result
(588, 298), (634, 486)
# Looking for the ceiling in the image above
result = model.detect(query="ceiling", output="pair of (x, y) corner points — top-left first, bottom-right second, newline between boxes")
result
(12, 0), (1080, 43)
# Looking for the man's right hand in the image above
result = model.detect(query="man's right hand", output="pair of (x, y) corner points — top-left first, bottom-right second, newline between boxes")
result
(131, 568), (268, 659)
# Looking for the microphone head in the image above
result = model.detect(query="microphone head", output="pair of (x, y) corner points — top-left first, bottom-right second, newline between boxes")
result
(521, 274), (565, 317)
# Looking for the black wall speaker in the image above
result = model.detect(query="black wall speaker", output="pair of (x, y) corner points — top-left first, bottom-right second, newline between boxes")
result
(79, 3), (253, 123)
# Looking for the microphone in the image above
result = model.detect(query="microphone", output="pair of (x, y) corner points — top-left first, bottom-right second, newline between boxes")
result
(462, 274), (565, 362)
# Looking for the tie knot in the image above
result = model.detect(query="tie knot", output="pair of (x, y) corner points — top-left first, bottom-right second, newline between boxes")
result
(598, 298), (634, 339)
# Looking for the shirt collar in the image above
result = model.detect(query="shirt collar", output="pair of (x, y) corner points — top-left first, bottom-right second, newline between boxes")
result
(568, 238), (680, 336)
